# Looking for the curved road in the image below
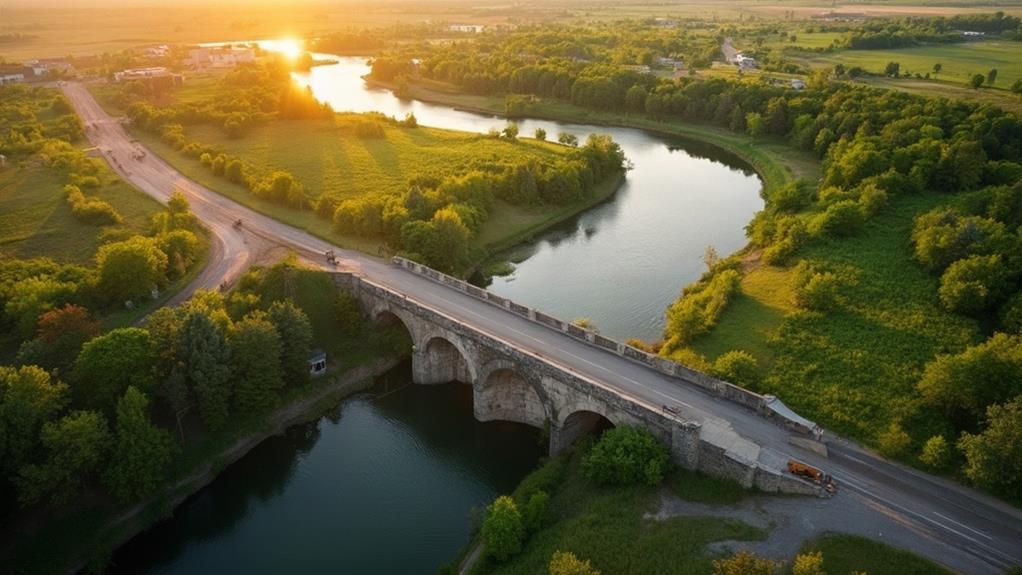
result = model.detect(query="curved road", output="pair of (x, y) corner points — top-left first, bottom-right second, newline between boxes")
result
(64, 82), (1021, 574)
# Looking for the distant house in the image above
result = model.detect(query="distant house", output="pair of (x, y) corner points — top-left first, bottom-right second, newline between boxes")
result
(734, 54), (757, 69)
(657, 57), (684, 69)
(790, 78), (806, 90)
(448, 24), (486, 34)
(113, 67), (183, 92)
(0, 73), (24, 85)
(187, 46), (256, 69)
(308, 349), (328, 376)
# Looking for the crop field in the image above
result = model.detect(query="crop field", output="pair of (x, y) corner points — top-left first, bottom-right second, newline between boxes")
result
(799, 41), (1022, 87)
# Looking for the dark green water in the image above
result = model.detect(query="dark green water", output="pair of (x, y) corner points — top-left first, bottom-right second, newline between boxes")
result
(110, 362), (544, 574)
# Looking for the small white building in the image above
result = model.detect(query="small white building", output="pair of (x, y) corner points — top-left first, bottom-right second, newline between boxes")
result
(308, 349), (327, 376)
(448, 24), (486, 33)
(0, 73), (25, 85)
(187, 46), (256, 69)
(790, 78), (806, 90)
(735, 54), (757, 69)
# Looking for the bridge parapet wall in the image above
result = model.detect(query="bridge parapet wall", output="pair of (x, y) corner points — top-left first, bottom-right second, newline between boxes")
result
(389, 257), (819, 436)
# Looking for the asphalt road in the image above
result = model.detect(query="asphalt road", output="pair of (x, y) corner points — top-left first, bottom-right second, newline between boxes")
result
(64, 82), (1022, 574)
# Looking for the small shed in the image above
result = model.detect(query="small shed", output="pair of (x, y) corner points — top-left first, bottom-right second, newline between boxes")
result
(308, 349), (327, 376)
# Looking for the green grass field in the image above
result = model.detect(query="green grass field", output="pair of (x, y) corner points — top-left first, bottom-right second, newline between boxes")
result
(685, 193), (982, 445)
(801, 40), (1022, 87)
(0, 161), (162, 264)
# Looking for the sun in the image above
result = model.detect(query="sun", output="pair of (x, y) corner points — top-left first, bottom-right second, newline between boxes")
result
(266, 38), (303, 60)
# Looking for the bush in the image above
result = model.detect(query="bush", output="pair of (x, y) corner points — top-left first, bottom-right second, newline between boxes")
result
(522, 490), (549, 533)
(96, 236), (168, 304)
(771, 180), (814, 213)
(713, 550), (779, 575)
(582, 426), (670, 487)
(809, 200), (865, 237)
(877, 421), (912, 457)
(664, 268), (741, 348)
(958, 398), (1022, 496)
(919, 435), (952, 470)
(354, 120), (385, 139)
(549, 551), (601, 575)
(1000, 292), (1022, 333)
(64, 184), (123, 225)
(911, 209), (1013, 272)
(481, 495), (525, 562)
(791, 261), (842, 311)
(938, 254), (1011, 314)
(710, 350), (761, 388)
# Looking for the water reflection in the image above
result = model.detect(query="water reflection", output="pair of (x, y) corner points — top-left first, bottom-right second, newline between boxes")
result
(110, 362), (544, 575)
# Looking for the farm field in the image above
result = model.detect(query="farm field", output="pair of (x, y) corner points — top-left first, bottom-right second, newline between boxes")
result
(799, 41), (1022, 87)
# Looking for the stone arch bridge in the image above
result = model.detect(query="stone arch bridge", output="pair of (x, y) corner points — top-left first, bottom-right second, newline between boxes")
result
(335, 267), (823, 496)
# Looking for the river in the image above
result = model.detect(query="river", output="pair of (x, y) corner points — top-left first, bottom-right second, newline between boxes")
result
(112, 50), (763, 573)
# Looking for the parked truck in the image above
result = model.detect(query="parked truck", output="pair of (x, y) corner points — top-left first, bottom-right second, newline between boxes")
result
(787, 459), (836, 493)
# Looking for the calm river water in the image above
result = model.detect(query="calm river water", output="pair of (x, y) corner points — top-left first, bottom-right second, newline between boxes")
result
(112, 51), (763, 573)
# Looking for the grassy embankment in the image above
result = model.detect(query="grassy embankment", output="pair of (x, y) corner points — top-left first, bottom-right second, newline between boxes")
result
(3, 261), (407, 575)
(91, 79), (625, 270)
(463, 447), (949, 575)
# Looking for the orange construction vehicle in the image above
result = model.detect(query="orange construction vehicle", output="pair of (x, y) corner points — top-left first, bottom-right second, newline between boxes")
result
(787, 459), (836, 493)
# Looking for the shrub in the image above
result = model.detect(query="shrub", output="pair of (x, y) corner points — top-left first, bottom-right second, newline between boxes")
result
(919, 435), (952, 470)
(481, 495), (525, 562)
(64, 184), (123, 225)
(809, 200), (865, 237)
(664, 268), (741, 348)
(225, 159), (246, 184)
(771, 180), (814, 213)
(857, 181), (888, 216)
(791, 551), (825, 575)
(710, 350), (761, 388)
(938, 254), (1011, 314)
(958, 398), (1022, 496)
(791, 261), (842, 311)
(1000, 292), (1022, 333)
(549, 551), (601, 575)
(911, 210), (1013, 272)
(713, 550), (779, 575)
(354, 119), (385, 139)
(582, 426), (670, 487)
(96, 236), (169, 304)
(877, 421), (912, 457)
(522, 490), (550, 533)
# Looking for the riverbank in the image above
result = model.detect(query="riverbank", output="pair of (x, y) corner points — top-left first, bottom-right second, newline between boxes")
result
(364, 76), (820, 195)
(2, 354), (403, 574)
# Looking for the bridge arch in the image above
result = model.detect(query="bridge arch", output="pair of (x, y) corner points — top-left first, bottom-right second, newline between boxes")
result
(552, 409), (616, 455)
(414, 334), (476, 384)
(474, 359), (550, 429)
(372, 307), (418, 347)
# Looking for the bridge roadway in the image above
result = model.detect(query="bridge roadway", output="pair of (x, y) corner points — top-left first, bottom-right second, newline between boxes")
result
(63, 82), (1022, 574)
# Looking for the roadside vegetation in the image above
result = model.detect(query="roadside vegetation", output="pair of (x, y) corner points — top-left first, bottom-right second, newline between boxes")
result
(92, 58), (626, 273)
(0, 257), (407, 573)
(458, 427), (946, 575)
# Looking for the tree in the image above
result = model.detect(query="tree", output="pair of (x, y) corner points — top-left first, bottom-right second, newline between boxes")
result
(958, 397), (1022, 496)
(791, 262), (842, 312)
(104, 387), (176, 502)
(96, 236), (168, 304)
(884, 61), (900, 77)
(268, 300), (313, 387)
(72, 327), (155, 413)
(745, 112), (764, 136)
(809, 201), (865, 237)
(17, 410), (110, 506)
(0, 366), (68, 476)
(624, 84), (647, 112)
(969, 73), (985, 89)
(791, 551), (825, 575)
(582, 426), (670, 486)
(938, 254), (1011, 314)
(482, 495), (525, 561)
(1012, 79), (1022, 94)
(917, 333), (1022, 427)
(167, 190), (190, 215)
(17, 304), (99, 372)
(932, 63), (942, 75)
(534, 128), (547, 141)
(711, 350), (761, 388)
(231, 313), (283, 413)
(919, 435), (952, 470)
(713, 550), (779, 575)
(159, 229), (200, 279)
(549, 551), (601, 575)
(502, 123), (519, 141)
(179, 310), (232, 430)
(987, 68), (998, 86)
(558, 132), (578, 147)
